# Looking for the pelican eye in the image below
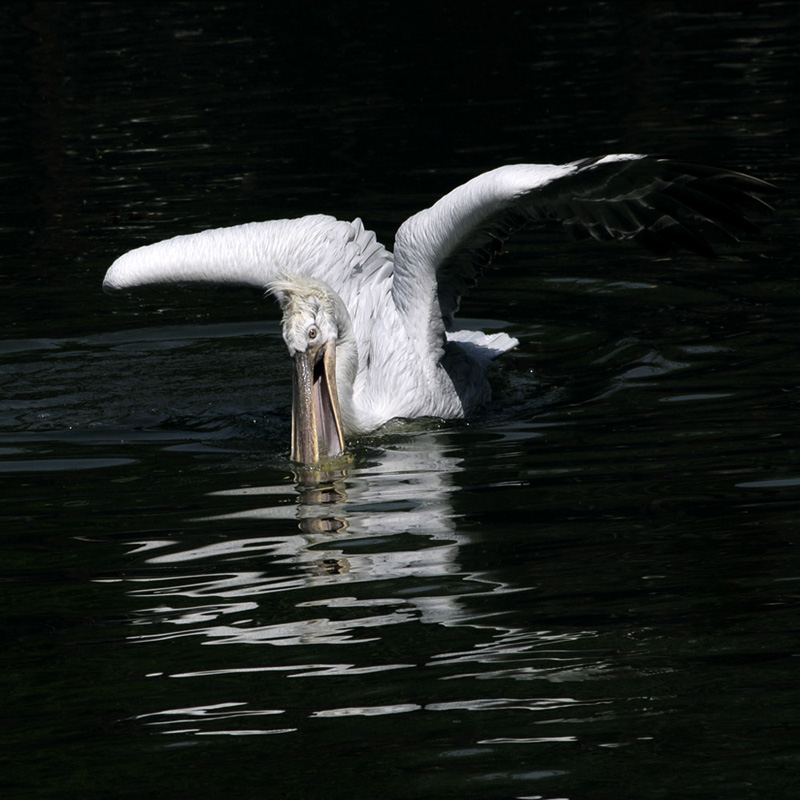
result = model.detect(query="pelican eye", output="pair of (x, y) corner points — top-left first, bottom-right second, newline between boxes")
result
(308, 326), (319, 341)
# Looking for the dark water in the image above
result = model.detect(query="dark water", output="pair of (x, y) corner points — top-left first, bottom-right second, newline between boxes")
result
(2, 4), (798, 799)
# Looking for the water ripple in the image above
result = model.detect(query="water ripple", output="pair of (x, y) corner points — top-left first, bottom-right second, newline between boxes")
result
(136, 702), (296, 736)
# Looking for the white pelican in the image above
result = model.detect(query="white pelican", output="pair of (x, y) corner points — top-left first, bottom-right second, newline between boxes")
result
(104, 154), (777, 464)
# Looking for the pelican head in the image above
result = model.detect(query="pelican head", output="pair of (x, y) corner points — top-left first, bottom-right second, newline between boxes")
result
(271, 277), (356, 465)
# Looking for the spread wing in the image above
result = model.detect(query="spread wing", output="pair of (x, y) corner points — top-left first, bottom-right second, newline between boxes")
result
(391, 154), (778, 357)
(103, 214), (392, 313)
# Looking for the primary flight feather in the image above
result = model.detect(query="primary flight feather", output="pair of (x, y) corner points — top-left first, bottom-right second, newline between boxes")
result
(103, 154), (777, 463)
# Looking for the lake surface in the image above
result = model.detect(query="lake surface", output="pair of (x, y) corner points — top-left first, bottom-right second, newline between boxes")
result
(1, 4), (798, 799)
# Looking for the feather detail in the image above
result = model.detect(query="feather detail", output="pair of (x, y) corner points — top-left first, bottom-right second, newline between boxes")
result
(104, 154), (777, 448)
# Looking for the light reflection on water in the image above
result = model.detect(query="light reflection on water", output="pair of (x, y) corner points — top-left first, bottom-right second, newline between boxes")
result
(118, 435), (499, 641)
(107, 432), (619, 743)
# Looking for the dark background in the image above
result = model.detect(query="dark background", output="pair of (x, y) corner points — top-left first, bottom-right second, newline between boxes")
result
(1, 4), (798, 799)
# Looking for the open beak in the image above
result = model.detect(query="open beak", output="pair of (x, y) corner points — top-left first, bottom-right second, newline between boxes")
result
(290, 341), (345, 464)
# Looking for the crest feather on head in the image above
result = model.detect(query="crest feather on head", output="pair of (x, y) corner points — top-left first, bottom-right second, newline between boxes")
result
(267, 275), (334, 312)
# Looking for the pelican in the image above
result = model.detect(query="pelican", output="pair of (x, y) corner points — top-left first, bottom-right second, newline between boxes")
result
(103, 154), (777, 464)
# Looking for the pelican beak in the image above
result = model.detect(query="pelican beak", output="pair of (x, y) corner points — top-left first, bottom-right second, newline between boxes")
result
(291, 341), (345, 464)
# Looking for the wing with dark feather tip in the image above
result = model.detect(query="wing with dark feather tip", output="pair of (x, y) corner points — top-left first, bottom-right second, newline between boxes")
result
(391, 154), (778, 358)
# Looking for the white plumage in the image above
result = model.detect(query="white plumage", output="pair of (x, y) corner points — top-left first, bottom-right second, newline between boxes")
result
(104, 154), (776, 463)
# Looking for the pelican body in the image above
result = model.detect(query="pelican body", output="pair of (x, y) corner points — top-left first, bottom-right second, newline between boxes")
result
(103, 155), (777, 463)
